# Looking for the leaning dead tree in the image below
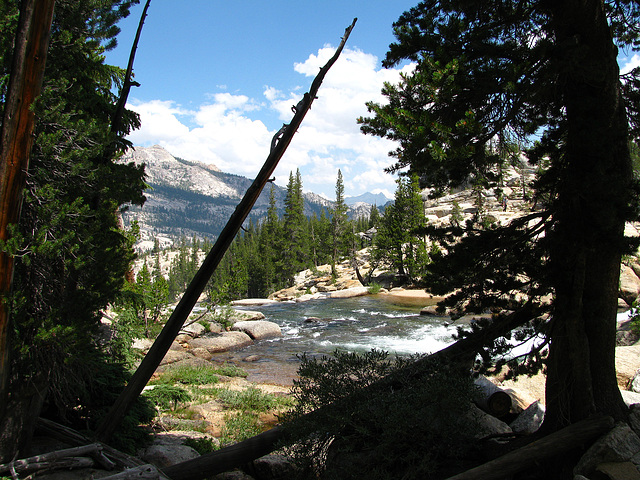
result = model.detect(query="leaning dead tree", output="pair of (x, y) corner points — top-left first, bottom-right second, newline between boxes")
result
(96, 18), (358, 442)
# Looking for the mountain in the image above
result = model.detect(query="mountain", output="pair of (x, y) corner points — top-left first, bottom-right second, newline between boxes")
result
(120, 145), (375, 251)
(345, 192), (391, 206)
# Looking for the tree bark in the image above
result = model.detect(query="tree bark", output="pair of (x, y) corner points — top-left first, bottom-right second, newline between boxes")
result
(95, 18), (358, 442)
(544, 0), (631, 430)
(0, 0), (55, 462)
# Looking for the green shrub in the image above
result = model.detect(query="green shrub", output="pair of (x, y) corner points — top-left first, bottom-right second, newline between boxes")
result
(367, 283), (382, 294)
(220, 412), (262, 446)
(185, 436), (218, 454)
(143, 385), (192, 411)
(215, 386), (289, 412)
(281, 349), (477, 480)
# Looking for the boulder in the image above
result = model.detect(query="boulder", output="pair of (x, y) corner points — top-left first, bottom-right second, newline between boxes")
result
(509, 400), (545, 434)
(620, 264), (640, 306)
(595, 462), (640, 480)
(465, 403), (512, 439)
(159, 349), (192, 366)
(228, 309), (266, 322)
(231, 298), (279, 306)
(175, 333), (193, 343)
(139, 444), (200, 468)
(326, 286), (370, 298)
(132, 337), (153, 351)
(420, 305), (447, 316)
(232, 320), (281, 340)
(188, 332), (253, 353)
(629, 404), (640, 437)
(616, 345), (640, 388)
(621, 390), (640, 407)
(181, 321), (206, 338)
(246, 454), (299, 480)
(574, 423), (640, 477)
(631, 369), (640, 394)
(211, 471), (254, 480)
(295, 292), (323, 302)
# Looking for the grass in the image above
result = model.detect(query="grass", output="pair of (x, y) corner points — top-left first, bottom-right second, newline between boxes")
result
(144, 362), (293, 449)
(219, 412), (263, 446)
(149, 362), (247, 386)
(214, 386), (293, 412)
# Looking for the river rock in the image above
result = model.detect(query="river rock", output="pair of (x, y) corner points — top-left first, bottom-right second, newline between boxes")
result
(295, 292), (323, 302)
(189, 331), (253, 353)
(159, 349), (192, 366)
(420, 305), (447, 316)
(181, 321), (206, 338)
(231, 298), (279, 306)
(228, 309), (266, 322)
(326, 286), (369, 298)
(232, 320), (281, 340)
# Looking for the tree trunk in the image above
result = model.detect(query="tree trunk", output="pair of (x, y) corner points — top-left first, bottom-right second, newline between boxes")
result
(544, 0), (631, 431)
(0, 0), (55, 463)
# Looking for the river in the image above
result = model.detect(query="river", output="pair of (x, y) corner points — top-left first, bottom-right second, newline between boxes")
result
(208, 295), (460, 386)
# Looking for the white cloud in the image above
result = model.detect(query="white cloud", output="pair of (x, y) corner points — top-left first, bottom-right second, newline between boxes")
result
(622, 53), (640, 75)
(126, 46), (413, 199)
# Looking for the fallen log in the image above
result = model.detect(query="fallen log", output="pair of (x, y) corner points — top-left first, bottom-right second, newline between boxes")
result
(35, 418), (172, 479)
(101, 464), (161, 479)
(0, 443), (113, 475)
(474, 375), (513, 417)
(444, 414), (615, 480)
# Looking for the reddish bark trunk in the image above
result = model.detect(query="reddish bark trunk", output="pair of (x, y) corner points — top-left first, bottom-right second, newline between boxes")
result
(0, 0), (55, 434)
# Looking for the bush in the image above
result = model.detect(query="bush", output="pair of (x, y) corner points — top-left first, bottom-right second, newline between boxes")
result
(219, 412), (262, 446)
(185, 436), (218, 454)
(367, 283), (382, 294)
(215, 386), (290, 413)
(280, 349), (477, 479)
(143, 385), (192, 411)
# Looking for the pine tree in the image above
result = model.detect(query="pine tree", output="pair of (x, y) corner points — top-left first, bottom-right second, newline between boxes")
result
(331, 169), (350, 276)
(281, 170), (308, 283)
(373, 175), (427, 282)
(359, 0), (640, 437)
(0, 0), (148, 459)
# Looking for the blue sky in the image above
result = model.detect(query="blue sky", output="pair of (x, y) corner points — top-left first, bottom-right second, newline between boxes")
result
(105, 1), (640, 201)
